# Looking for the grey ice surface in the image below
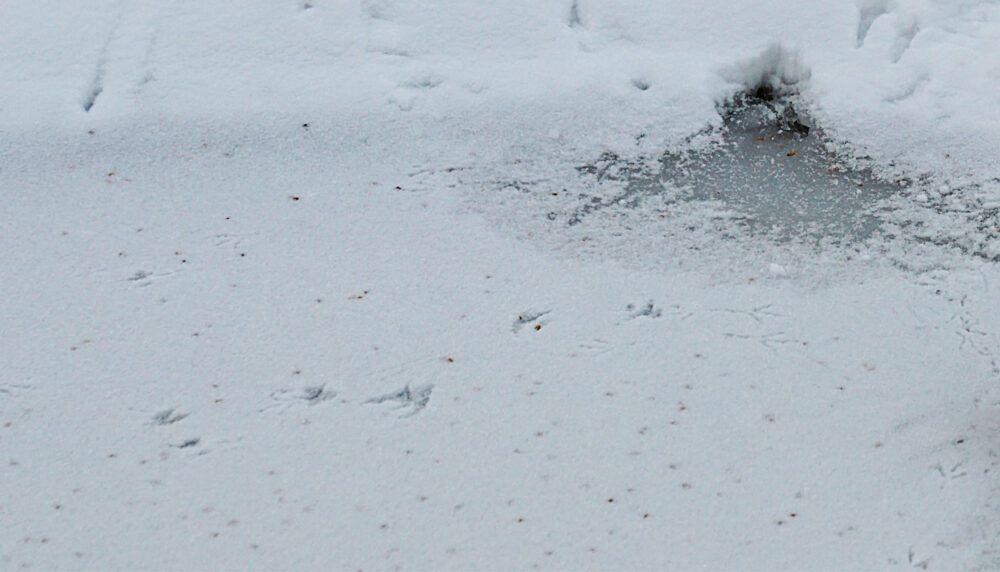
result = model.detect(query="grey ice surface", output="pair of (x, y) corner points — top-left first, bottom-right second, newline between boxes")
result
(656, 98), (902, 242)
(572, 96), (905, 245)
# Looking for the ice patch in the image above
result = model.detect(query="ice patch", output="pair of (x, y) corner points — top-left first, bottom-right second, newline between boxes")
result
(566, 92), (902, 245)
(655, 94), (900, 243)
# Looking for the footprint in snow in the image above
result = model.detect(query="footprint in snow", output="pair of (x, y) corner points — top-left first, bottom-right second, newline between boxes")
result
(365, 384), (433, 418)
(259, 385), (337, 413)
(127, 270), (153, 285)
(512, 310), (550, 333)
(626, 300), (662, 319)
(150, 408), (188, 426)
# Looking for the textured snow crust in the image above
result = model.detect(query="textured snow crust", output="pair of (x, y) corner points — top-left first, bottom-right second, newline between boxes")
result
(3, 1), (1000, 570)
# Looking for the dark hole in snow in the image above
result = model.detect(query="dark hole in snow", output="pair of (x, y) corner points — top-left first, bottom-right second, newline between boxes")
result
(749, 83), (779, 103)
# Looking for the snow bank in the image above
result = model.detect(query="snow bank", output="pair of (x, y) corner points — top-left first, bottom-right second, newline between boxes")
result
(3, 1), (998, 182)
(720, 43), (812, 96)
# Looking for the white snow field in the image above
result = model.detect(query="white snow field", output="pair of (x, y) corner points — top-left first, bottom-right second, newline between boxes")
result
(3, 1), (1000, 570)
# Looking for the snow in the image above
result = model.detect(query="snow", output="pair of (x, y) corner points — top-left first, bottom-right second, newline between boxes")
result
(2, 1), (1000, 569)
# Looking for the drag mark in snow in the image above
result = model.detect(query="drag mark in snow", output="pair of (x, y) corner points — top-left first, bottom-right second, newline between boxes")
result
(82, 57), (106, 112)
(81, 13), (123, 112)
(568, 0), (584, 28)
(365, 384), (433, 417)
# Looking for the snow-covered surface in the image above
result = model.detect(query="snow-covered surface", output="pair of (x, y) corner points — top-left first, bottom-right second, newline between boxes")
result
(3, 1), (1000, 569)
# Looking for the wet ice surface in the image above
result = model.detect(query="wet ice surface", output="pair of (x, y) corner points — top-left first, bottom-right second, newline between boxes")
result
(575, 95), (904, 245)
(662, 97), (902, 241)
